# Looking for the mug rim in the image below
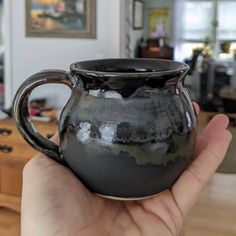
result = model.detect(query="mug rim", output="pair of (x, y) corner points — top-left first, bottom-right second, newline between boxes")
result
(70, 58), (189, 78)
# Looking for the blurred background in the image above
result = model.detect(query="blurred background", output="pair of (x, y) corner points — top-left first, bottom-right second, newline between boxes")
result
(0, 1), (235, 235)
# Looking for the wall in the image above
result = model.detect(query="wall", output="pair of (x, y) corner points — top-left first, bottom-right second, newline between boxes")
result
(128, 0), (144, 57)
(6, 0), (122, 108)
(0, 3), (3, 46)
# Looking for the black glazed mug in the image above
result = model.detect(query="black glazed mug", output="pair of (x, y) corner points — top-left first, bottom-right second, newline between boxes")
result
(13, 58), (197, 199)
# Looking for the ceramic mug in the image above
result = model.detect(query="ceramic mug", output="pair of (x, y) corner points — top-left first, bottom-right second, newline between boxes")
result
(13, 58), (197, 199)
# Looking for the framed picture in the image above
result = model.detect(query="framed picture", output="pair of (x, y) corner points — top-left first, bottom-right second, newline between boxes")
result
(148, 8), (171, 38)
(133, 0), (144, 29)
(26, 0), (96, 38)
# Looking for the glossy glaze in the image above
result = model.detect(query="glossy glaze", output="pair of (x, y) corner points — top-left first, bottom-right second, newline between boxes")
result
(13, 59), (197, 199)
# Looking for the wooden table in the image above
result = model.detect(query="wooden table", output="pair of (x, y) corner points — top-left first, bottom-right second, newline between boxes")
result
(180, 173), (236, 236)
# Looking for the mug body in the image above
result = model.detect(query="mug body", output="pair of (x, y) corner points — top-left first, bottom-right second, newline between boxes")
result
(59, 59), (197, 199)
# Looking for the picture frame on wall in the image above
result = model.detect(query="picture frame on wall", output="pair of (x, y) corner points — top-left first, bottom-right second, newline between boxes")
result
(148, 8), (171, 39)
(26, 0), (96, 38)
(133, 0), (144, 29)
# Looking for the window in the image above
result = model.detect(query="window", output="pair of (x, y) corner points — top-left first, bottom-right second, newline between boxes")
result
(177, 0), (236, 61)
(218, 1), (236, 41)
(183, 1), (214, 41)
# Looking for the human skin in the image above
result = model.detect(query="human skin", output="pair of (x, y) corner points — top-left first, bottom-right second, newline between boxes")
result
(21, 104), (232, 236)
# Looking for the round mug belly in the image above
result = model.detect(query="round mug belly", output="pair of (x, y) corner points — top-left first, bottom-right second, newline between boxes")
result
(62, 132), (195, 198)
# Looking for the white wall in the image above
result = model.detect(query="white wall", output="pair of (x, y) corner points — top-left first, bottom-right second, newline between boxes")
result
(128, 0), (144, 57)
(0, 3), (3, 46)
(5, 0), (122, 108)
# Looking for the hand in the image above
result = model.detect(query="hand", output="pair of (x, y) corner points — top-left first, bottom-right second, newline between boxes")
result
(21, 104), (232, 236)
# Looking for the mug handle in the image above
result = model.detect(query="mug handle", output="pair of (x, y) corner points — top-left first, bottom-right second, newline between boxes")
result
(13, 70), (74, 165)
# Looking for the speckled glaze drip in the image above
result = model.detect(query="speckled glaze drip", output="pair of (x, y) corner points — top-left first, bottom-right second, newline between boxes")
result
(61, 84), (196, 166)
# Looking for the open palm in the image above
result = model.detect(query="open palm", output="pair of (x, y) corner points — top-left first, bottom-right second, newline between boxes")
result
(21, 105), (232, 236)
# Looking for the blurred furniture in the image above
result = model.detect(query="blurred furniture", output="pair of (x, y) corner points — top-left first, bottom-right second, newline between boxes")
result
(184, 49), (202, 75)
(198, 111), (236, 172)
(219, 86), (236, 113)
(199, 59), (232, 111)
(0, 118), (57, 212)
(137, 37), (174, 60)
(0, 50), (4, 83)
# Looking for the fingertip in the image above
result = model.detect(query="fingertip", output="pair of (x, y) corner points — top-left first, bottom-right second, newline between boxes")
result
(211, 114), (229, 127)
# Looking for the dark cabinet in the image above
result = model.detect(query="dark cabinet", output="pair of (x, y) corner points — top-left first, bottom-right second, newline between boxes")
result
(137, 38), (174, 60)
